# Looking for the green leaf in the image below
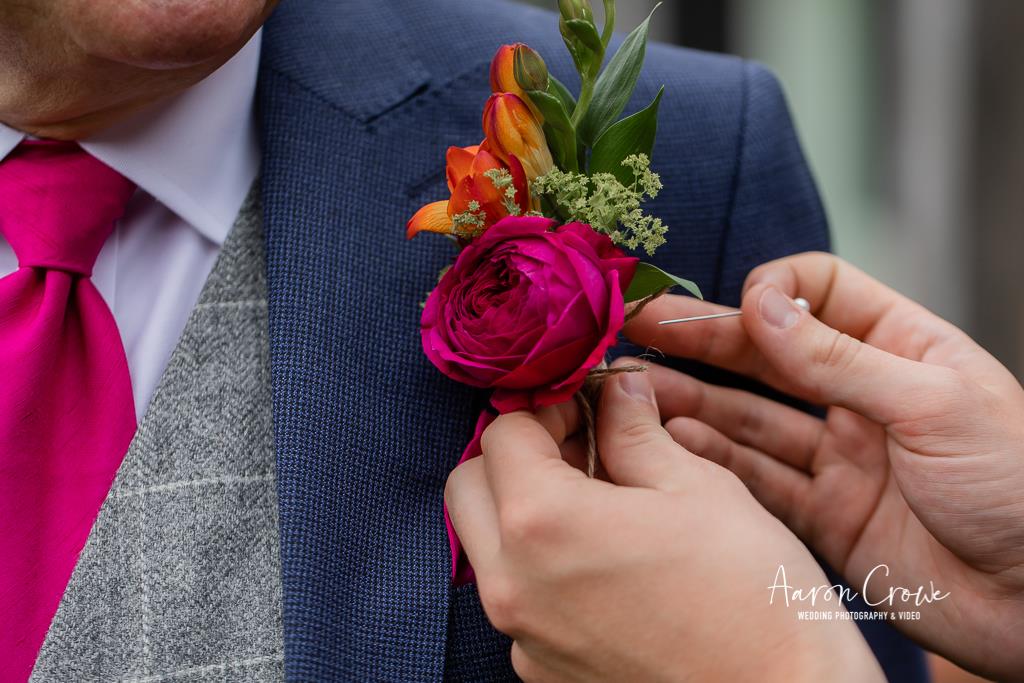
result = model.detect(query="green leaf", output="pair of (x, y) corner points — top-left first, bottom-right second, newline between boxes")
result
(588, 86), (663, 184)
(526, 88), (578, 172)
(565, 18), (604, 55)
(545, 123), (578, 172)
(548, 74), (577, 117)
(577, 3), (659, 145)
(526, 89), (573, 134)
(624, 262), (703, 303)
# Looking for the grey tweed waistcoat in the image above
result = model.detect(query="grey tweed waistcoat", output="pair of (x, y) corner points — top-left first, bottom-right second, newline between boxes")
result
(30, 187), (286, 682)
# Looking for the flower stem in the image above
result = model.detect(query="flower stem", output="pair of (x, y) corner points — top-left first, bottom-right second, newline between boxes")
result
(601, 0), (615, 48)
(571, 76), (594, 129)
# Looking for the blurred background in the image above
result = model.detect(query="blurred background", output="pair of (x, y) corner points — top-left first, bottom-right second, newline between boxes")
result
(521, 1), (1023, 681)
(519, 0), (1024, 386)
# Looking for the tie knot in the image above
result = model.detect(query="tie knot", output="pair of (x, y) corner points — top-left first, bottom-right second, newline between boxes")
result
(0, 140), (136, 276)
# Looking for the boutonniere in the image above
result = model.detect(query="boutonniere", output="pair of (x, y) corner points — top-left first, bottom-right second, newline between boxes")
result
(407, 0), (700, 475)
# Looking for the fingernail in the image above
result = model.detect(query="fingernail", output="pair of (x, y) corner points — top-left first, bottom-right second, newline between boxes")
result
(618, 370), (653, 403)
(759, 286), (801, 329)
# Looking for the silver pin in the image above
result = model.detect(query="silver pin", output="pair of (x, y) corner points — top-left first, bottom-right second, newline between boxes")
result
(657, 297), (809, 325)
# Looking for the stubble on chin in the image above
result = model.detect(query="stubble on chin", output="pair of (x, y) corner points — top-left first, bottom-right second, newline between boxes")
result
(0, 0), (277, 139)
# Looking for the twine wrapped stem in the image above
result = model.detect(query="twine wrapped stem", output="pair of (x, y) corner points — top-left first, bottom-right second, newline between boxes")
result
(573, 287), (669, 478)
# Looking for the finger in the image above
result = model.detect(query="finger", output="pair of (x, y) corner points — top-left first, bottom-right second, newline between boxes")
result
(510, 642), (528, 679)
(742, 283), (959, 425)
(596, 359), (708, 491)
(745, 252), (1018, 394)
(559, 434), (586, 472)
(445, 457), (501, 570)
(646, 363), (824, 472)
(624, 292), (767, 381)
(510, 641), (550, 683)
(742, 252), (910, 343)
(624, 290), (900, 403)
(665, 416), (812, 538)
(481, 403), (585, 511)
(560, 433), (610, 480)
(534, 399), (582, 446)
(626, 254), (979, 401)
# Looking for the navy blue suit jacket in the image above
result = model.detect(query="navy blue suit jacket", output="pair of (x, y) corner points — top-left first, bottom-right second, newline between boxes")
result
(258, 0), (928, 680)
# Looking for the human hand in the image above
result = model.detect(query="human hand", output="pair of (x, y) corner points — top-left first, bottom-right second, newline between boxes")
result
(445, 365), (883, 682)
(626, 252), (1024, 681)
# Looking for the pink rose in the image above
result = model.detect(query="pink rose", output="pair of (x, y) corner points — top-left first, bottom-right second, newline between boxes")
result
(421, 215), (638, 412)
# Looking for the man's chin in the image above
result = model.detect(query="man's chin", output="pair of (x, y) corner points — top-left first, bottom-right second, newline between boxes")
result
(60, 0), (275, 70)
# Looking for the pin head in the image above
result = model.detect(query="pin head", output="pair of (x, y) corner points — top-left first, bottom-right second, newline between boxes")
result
(794, 297), (810, 311)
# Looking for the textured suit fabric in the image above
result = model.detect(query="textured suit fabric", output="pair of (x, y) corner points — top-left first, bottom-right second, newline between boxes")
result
(445, 585), (515, 682)
(259, 1), (927, 682)
(31, 187), (285, 682)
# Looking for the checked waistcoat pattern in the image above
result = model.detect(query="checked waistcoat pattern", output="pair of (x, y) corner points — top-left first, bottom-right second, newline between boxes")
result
(30, 186), (285, 682)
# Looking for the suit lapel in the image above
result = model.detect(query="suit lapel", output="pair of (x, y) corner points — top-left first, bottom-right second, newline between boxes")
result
(259, 4), (489, 679)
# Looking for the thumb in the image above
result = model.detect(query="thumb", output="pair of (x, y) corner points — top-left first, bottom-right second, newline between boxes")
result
(742, 283), (956, 425)
(596, 360), (703, 490)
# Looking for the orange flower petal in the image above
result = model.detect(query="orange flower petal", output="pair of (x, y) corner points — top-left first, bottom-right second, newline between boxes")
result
(482, 93), (553, 181)
(450, 172), (505, 229)
(415, 141), (536, 241)
(445, 144), (481, 192)
(489, 43), (522, 95)
(469, 147), (503, 175)
(406, 200), (452, 239)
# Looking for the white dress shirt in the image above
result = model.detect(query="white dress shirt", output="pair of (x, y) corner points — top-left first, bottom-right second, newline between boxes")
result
(0, 32), (261, 421)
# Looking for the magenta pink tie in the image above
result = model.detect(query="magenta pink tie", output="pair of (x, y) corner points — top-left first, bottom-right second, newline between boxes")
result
(0, 140), (137, 680)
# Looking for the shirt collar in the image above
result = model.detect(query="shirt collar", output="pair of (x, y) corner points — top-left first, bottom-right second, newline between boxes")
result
(0, 30), (261, 247)
(0, 126), (20, 161)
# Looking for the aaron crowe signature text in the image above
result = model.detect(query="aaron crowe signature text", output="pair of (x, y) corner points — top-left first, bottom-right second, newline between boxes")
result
(768, 564), (950, 612)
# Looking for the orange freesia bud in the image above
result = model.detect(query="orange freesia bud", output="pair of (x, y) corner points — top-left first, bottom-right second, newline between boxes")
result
(407, 145), (530, 239)
(489, 44), (521, 95)
(482, 93), (554, 181)
(489, 43), (545, 123)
